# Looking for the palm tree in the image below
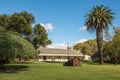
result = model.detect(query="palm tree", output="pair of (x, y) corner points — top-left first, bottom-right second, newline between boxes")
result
(85, 5), (114, 64)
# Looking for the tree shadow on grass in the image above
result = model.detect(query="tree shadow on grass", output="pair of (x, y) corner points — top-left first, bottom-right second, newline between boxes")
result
(0, 64), (29, 73)
(84, 61), (114, 66)
(16, 61), (34, 64)
(84, 61), (99, 65)
(44, 61), (63, 63)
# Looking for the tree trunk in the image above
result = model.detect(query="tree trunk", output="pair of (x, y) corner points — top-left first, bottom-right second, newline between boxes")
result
(114, 58), (118, 65)
(114, 55), (118, 65)
(0, 63), (5, 70)
(96, 28), (104, 64)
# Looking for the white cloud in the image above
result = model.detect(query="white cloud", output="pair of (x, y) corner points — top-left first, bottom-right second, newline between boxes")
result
(47, 39), (88, 49)
(75, 39), (88, 43)
(40, 23), (54, 31)
(79, 26), (87, 31)
(47, 43), (67, 49)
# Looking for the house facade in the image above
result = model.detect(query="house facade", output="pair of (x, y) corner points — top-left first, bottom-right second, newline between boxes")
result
(37, 48), (84, 62)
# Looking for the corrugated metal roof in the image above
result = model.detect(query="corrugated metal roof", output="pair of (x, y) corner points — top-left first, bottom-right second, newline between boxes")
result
(39, 53), (83, 56)
(38, 48), (84, 56)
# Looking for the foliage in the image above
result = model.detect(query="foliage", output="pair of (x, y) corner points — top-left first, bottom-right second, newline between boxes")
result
(19, 11), (35, 23)
(103, 28), (120, 64)
(0, 32), (37, 68)
(85, 5), (114, 64)
(73, 39), (97, 56)
(0, 11), (52, 48)
(6, 11), (33, 36)
(33, 24), (52, 48)
(85, 5), (114, 32)
(0, 14), (10, 28)
(104, 30), (113, 41)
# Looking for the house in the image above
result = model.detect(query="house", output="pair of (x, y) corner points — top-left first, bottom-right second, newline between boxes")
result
(84, 55), (91, 61)
(37, 48), (84, 62)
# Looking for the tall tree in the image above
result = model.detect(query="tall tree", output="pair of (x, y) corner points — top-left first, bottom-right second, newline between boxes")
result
(5, 11), (34, 36)
(19, 11), (35, 23)
(33, 24), (52, 48)
(85, 5), (114, 64)
(0, 11), (52, 49)
(0, 11), (36, 41)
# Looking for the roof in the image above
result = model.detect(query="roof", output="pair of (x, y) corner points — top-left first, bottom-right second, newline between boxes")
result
(38, 48), (84, 57)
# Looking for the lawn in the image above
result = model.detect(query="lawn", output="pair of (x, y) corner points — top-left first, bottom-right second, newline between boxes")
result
(0, 62), (120, 80)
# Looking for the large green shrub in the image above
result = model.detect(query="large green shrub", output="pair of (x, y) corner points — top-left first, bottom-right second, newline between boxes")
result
(0, 32), (37, 69)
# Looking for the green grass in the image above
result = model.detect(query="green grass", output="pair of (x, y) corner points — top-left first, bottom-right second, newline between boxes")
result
(0, 62), (120, 80)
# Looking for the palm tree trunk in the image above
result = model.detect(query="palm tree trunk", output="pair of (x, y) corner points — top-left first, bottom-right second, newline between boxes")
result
(96, 28), (104, 64)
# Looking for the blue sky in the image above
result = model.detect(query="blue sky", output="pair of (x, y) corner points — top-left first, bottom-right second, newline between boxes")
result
(0, 0), (120, 49)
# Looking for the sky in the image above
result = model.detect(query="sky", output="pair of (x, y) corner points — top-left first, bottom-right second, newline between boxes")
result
(0, 0), (120, 49)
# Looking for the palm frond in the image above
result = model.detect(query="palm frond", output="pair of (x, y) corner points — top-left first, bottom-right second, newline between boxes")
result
(85, 5), (114, 32)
